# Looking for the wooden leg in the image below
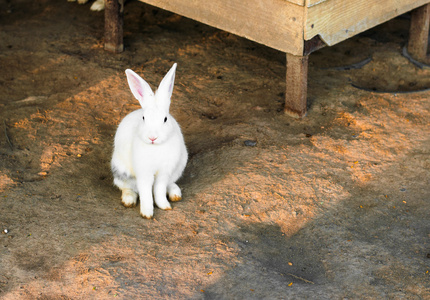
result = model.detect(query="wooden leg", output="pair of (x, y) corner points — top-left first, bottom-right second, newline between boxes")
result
(104, 0), (125, 53)
(284, 53), (309, 118)
(408, 4), (430, 63)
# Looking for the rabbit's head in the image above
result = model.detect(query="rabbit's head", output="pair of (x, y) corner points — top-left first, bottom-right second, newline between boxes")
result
(125, 64), (178, 145)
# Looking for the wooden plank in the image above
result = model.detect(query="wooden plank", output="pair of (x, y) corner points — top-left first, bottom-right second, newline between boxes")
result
(408, 4), (430, 62)
(105, 0), (125, 53)
(138, 0), (306, 55)
(284, 54), (309, 118)
(287, 0), (306, 6)
(305, 0), (430, 46)
(306, 0), (328, 7)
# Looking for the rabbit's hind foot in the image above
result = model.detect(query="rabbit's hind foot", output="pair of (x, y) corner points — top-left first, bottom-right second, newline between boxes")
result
(121, 189), (137, 208)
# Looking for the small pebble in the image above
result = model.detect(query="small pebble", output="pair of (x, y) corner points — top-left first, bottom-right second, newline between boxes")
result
(400, 188), (406, 192)
(3, 229), (8, 234)
(244, 140), (257, 147)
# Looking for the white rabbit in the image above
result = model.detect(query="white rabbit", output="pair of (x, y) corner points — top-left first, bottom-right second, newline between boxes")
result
(111, 63), (188, 218)
(68, 0), (105, 11)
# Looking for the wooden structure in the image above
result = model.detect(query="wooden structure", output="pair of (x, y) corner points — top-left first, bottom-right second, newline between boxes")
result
(105, 0), (430, 118)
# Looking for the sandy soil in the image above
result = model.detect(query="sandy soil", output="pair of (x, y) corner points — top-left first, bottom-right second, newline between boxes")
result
(0, 0), (429, 299)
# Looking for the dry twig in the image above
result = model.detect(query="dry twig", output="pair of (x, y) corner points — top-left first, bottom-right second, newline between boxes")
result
(286, 273), (315, 284)
(3, 121), (13, 150)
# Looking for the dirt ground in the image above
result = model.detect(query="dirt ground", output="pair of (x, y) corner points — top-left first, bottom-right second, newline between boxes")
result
(0, 0), (429, 299)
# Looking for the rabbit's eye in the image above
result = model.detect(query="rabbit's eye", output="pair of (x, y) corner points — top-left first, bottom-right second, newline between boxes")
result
(164, 117), (168, 123)
(142, 116), (145, 121)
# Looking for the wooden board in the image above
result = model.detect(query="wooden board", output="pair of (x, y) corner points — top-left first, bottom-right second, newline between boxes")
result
(305, 0), (430, 46)
(408, 4), (430, 62)
(138, 0), (306, 55)
(108, 0), (430, 119)
(288, 0), (306, 6)
(138, 0), (430, 55)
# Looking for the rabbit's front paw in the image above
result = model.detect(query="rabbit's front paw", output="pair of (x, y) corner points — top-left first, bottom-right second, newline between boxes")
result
(154, 184), (173, 210)
(140, 208), (154, 219)
(168, 183), (182, 202)
(139, 194), (154, 219)
(155, 197), (172, 210)
(121, 189), (137, 208)
(169, 194), (182, 202)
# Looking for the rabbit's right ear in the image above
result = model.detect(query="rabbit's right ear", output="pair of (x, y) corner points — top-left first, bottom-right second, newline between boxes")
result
(125, 69), (154, 107)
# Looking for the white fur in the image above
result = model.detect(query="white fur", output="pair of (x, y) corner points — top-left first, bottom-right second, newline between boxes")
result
(111, 63), (188, 218)
(90, 0), (105, 11)
(68, 0), (105, 11)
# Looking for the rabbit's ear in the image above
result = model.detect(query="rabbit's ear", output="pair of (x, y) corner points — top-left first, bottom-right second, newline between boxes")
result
(156, 63), (177, 106)
(125, 69), (154, 107)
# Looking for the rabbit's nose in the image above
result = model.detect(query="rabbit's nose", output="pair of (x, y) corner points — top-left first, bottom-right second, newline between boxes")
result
(149, 137), (157, 144)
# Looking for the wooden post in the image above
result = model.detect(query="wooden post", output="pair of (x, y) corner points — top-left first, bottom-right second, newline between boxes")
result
(408, 4), (430, 63)
(104, 0), (125, 53)
(284, 53), (309, 118)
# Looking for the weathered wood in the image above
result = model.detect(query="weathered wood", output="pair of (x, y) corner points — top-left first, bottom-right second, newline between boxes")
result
(107, 0), (430, 118)
(284, 54), (309, 118)
(105, 0), (124, 53)
(305, 0), (430, 46)
(138, 0), (305, 56)
(408, 4), (430, 63)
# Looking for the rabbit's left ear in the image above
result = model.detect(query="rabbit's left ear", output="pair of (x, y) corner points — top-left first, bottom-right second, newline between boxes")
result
(156, 63), (177, 107)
